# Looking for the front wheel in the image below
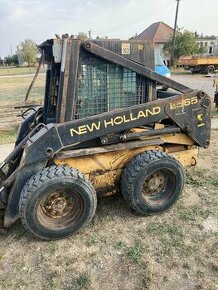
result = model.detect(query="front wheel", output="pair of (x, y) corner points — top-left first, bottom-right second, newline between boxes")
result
(121, 151), (185, 215)
(19, 166), (97, 240)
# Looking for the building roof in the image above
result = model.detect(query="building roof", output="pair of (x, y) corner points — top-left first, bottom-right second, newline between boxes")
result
(134, 22), (174, 43)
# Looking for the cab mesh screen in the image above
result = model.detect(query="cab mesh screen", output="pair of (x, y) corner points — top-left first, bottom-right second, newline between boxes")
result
(75, 62), (146, 119)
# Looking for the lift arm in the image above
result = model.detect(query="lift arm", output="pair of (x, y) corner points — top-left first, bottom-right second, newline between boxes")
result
(23, 90), (210, 164)
(83, 41), (192, 94)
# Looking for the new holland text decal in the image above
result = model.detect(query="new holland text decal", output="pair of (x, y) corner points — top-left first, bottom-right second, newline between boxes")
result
(70, 107), (161, 136)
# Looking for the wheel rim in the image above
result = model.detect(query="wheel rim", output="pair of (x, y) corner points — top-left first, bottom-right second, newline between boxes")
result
(36, 188), (84, 230)
(141, 169), (176, 206)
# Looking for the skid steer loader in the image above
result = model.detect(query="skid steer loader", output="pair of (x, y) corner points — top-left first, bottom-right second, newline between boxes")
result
(0, 36), (211, 240)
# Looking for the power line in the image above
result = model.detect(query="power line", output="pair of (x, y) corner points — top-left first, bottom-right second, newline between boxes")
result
(93, 0), (173, 35)
(93, 0), (174, 35)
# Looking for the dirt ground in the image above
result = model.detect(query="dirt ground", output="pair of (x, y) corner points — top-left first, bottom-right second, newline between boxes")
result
(0, 72), (217, 290)
(0, 129), (217, 290)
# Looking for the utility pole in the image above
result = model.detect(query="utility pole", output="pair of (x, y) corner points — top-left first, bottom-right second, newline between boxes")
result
(88, 29), (92, 40)
(171, 0), (181, 67)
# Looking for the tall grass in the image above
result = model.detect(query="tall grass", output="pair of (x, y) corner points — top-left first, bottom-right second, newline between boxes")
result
(0, 66), (45, 76)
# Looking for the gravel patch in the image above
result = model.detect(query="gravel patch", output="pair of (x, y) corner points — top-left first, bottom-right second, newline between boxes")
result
(171, 73), (216, 97)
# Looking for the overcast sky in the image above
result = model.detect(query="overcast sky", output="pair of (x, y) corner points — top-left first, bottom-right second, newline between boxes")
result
(0, 0), (217, 58)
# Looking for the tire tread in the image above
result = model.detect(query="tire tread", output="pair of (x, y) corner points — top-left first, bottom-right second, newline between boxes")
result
(19, 165), (97, 239)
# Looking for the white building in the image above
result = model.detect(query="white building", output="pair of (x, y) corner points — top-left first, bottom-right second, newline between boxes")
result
(197, 36), (218, 55)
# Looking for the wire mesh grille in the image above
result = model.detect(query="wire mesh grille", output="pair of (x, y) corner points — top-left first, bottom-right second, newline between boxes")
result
(75, 63), (146, 119)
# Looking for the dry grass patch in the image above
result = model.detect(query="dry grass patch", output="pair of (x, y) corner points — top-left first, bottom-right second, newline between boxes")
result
(0, 131), (217, 289)
(0, 75), (45, 106)
(0, 67), (38, 76)
(0, 125), (217, 290)
(0, 127), (18, 144)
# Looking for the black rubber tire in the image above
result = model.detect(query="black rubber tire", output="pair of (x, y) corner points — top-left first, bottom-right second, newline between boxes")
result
(206, 65), (215, 75)
(121, 151), (185, 215)
(19, 165), (97, 240)
(0, 169), (7, 208)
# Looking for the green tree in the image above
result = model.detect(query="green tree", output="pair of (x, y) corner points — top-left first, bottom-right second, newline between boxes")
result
(12, 54), (19, 66)
(129, 33), (138, 40)
(163, 30), (206, 64)
(4, 55), (13, 65)
(77, 32), (88, 40)
(20, 39), (38, 66)
(4, 54), (19, 66)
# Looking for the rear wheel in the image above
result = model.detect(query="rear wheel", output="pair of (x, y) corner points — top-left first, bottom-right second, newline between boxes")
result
(206, 65), (215, 75)
(121, 151), (185, 215)
(19, 165), (97, 240)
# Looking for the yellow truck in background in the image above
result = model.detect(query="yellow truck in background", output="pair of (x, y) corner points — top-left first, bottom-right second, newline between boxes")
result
(179, 55), (218, 74)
